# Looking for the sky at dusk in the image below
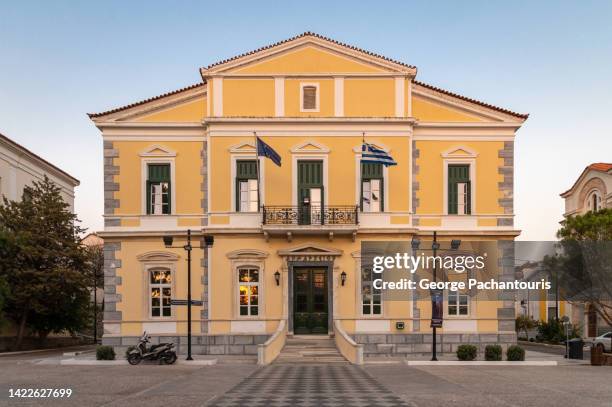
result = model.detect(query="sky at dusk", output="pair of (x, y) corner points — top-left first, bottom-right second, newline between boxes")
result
(1, 0), (611, 240)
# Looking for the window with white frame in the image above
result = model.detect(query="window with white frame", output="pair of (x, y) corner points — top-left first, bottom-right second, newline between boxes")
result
(588, 191), (601, 212)
(238, 267), (259, 316)
(301, 84), (318, 111)
(361, 162), (383, 212)
(448, 290), (469, 316)
(150, 268), (172, 317)
(361, 266), (382, 315)
(147, 163), (171, 215)
(236, 160), (259, 212)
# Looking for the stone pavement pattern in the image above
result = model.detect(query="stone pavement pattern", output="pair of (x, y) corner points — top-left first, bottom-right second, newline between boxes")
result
(207, 364), (409, 407)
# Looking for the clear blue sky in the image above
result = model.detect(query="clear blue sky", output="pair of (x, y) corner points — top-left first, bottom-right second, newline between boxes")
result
(1, 1), (610, 240)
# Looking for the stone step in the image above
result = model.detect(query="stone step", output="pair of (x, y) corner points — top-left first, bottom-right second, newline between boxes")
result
(275, 335), (348, 364)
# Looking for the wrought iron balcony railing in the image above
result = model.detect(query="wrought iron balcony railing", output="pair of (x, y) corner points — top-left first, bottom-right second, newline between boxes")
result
(262, 205), (359, 226)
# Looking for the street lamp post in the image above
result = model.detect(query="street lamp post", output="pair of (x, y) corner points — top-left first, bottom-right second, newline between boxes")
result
(163, 229), (213, 361)
(431, 231), (440, 361)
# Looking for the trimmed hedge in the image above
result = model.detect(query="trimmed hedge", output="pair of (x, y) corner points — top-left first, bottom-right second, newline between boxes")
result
(507, 345), (525, 361)
(96, 345), (116, 361)
(456, 344), (477, 361)
(485, 345), (502, 361)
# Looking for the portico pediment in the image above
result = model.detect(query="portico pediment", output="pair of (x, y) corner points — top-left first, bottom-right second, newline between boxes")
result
(278, 243), (343, 259)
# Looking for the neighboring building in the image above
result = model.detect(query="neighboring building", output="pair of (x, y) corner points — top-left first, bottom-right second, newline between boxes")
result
(0, 132), (79, 209)
(90, 33), (528, 359)
(561, 163), (612, 217)
(560, 163), (612, 337)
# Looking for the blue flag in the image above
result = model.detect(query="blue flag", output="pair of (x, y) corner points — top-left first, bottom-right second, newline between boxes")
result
(256, 137), (282, 167)
(361, 143), (397, 166)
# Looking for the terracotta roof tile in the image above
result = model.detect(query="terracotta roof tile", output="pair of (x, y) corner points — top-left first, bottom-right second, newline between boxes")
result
(88, 82), (206, 119)
(414, 80), (529, 119)
(202, 31), (417, 71)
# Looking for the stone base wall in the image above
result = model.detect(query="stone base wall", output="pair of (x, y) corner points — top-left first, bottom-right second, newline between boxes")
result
(353, 333), (517, 356)
(102, 334), (270, 356)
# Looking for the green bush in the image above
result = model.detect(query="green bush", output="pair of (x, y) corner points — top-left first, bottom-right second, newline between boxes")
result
(537, 319), (565, 343)
(96, 345), (116, 361)
(485, 344), (502, 361)
(507, 345), (525, 361)
(456, 344), (477, 361)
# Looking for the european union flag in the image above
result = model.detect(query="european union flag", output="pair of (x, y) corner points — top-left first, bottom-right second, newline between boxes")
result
(256, 137), (282, 167)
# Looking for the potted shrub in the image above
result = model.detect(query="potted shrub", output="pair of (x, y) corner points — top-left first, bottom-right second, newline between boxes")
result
(456, 344), (477, 361)
(485, 344), (502, 361)
(96, 345), (116, 361)
(507, 345), (525, 361)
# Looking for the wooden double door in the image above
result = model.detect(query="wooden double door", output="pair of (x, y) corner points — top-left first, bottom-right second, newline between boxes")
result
(293, 268), (328, 334)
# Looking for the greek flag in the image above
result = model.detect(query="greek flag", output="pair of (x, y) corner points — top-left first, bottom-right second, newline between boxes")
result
(361, 143), (397, 166)
(256, 137), (281, 167)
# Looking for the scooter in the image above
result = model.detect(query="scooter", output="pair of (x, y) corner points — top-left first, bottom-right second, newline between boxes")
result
(127, 332), (177, 365)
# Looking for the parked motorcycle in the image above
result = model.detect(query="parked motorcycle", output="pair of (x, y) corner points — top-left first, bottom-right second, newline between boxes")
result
(127, 332), (177, 365)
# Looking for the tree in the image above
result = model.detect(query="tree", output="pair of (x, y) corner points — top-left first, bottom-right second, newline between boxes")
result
(516, 315), (538, 340)
(84, 244), (104, 342)
(0, 176), (89, 348)
(555, 208), (612, 328)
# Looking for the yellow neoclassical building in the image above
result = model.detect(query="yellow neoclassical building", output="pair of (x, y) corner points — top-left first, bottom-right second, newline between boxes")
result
(90, 33), (528, 363)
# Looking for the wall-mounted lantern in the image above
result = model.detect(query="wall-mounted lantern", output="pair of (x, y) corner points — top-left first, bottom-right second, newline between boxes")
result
(340, 271), (347, 286)
(274, 271), (281, 286)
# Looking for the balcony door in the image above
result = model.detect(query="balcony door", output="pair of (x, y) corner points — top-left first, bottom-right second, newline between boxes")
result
(297, 160), (323, 225)
(293, 268), (328, 334)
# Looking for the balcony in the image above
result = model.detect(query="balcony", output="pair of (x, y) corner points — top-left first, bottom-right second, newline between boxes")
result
(262, 205), (359, 241)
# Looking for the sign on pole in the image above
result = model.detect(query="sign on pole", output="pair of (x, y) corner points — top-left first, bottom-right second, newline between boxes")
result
(430, 289), (443, 328)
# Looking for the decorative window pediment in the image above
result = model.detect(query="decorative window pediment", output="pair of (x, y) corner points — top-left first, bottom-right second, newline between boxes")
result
(137, 251), (180, 262)
(139, 145), (177, 157)
(291, 140), (330, 154)
(229, 142), (256, 154)
(226, 249), (269, 260)
(441, 146), (478, 158)
(278, 243), (342, 257)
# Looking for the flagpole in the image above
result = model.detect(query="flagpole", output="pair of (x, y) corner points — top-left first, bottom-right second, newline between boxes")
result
(254, 132), (261, 212)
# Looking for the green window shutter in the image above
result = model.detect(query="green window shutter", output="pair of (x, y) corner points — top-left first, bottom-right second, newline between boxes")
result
(236, 160), (258, 179)
(448, 165), (470, 215)
(465, 180), (471, 214)
(361, 162), (383, 179)
(148, 164), (170, 182)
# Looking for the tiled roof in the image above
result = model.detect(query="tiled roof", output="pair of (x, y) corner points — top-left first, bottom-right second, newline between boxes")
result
(202, 31), (417, 71)
(0, 132), (79, 185)
(414, 81), (529, 119)
(87, 82), (206, 119)
(560, 162), (612, 196)
(589, 163), (612, 173)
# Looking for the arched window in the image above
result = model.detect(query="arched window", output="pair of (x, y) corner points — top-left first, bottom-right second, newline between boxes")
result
(150, 267), (172, 317)
(587, 190), (601, 212)
(238, 267), (259, 316)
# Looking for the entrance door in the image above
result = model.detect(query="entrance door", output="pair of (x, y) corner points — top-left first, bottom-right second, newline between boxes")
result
(297, 160), (323, 225)
(293, 268), (328, 334)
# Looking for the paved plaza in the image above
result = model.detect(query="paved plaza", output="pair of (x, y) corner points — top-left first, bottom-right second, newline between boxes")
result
(0, 348), (610, 406)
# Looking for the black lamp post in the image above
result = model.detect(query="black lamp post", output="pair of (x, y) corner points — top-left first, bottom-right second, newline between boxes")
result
(163, 229), (214, 361)
(412, 232), (460, 362)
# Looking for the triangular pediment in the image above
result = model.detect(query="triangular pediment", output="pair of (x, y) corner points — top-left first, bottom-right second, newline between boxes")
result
(201, 33), (416, 75)
(441, 146), (478, 158)
(229, 142), (256, 153)
(278, 243), (343, 257)
(291, 140), (330, 154)
(139, 144), (177, 157)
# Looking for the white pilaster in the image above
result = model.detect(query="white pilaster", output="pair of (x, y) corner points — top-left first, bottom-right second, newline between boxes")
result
(395, 77), (405, 117)
(212, 77), (223, 117)
(334, 77), (344, 117)
(275, 77), (285, 117)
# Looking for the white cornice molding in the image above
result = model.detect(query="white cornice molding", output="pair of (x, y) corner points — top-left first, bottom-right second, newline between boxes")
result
(229, 142), (256, 153)
(139, 144), (177, 157)
(440, 146), (478, 158)
(226, 249), (269, 260)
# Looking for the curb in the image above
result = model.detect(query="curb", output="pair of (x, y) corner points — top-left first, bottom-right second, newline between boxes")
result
(0, 346), (96, 357)
(405, 360), (557, 366)
(59, 358), (217, 366)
